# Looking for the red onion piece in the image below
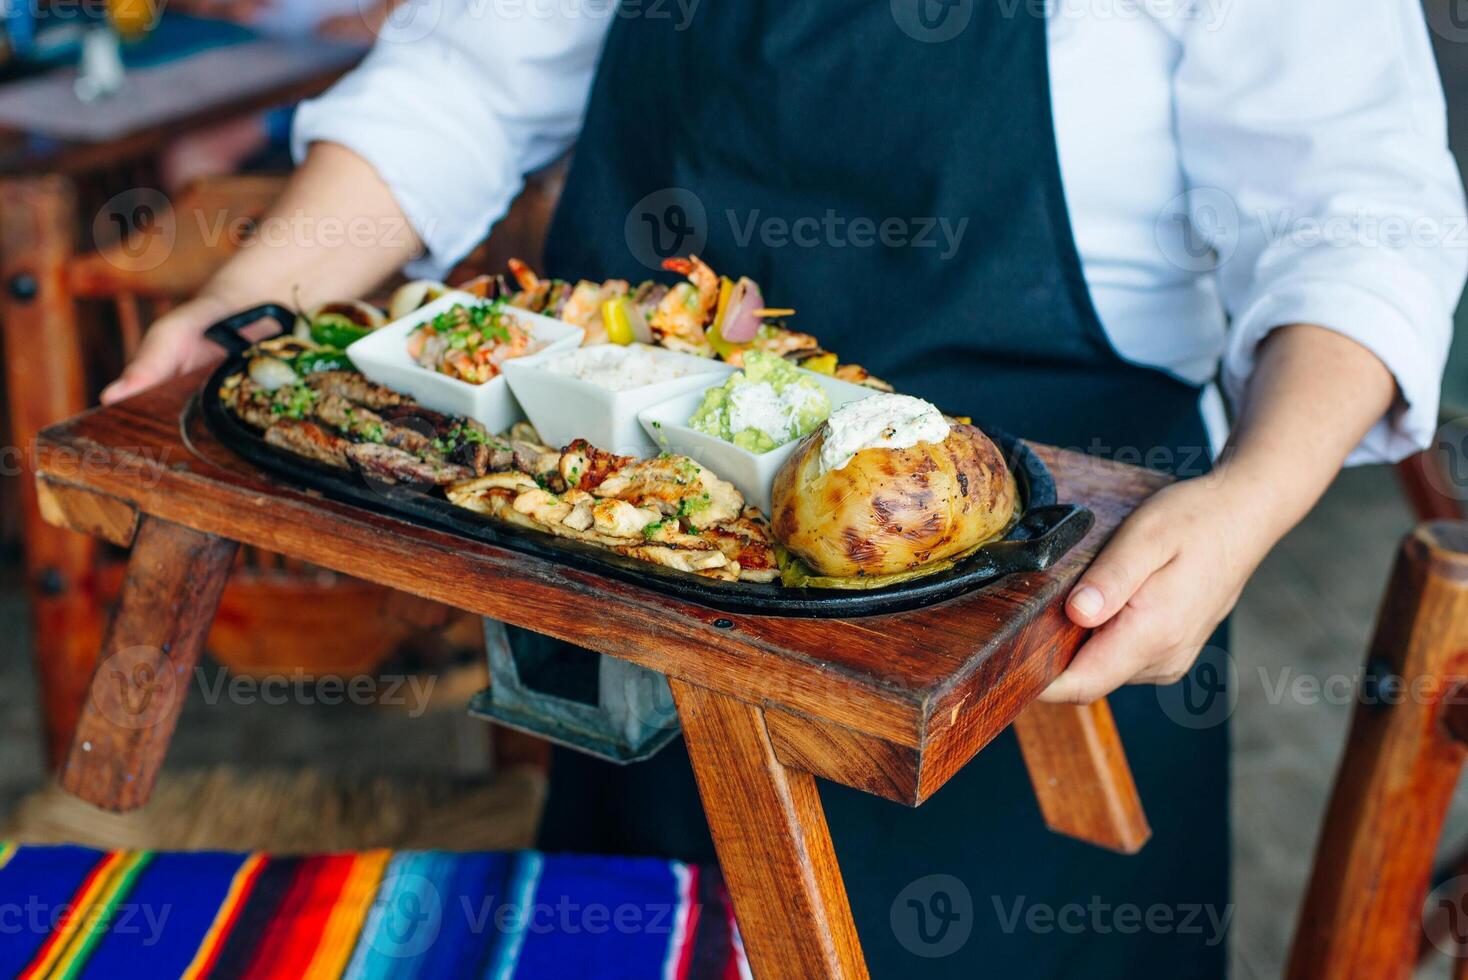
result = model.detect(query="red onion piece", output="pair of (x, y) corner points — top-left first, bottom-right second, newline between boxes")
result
(720, 277), (764, 342)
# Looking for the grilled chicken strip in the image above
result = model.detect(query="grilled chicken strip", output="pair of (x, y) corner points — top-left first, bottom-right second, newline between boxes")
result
(303, 371), (405, 409)
(346, 443), (472, 486)
(590, 499), (662, 538)
(592, 456), (743, 528)
(264, 419), (350, 469)
(448, 471), (539, 498)
(513, 488), (576, 526)
(559, 439), (635, 492)
(614, 544), (736, 581)
(701, 512), (780, 583)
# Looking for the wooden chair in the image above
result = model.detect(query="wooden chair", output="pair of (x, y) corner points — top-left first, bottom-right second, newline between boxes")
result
(1287, 521), (1468, 979)
(1, 165), (565, 766)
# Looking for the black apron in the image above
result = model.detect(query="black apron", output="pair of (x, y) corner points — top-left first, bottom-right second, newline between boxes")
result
(534, 2), (1231, 976)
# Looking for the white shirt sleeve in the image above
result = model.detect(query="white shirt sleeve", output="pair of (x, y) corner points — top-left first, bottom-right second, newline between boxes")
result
(1172, 0), (1467, 464)
(291, 2), (613, 277)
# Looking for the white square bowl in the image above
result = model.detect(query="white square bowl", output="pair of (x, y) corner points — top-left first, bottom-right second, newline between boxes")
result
(500, 344), (735, 457)
(345, 290), (584, 431)
(637, 371), (879, 516)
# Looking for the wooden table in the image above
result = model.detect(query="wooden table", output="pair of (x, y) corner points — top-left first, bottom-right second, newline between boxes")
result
(33, 371), (1170, 980)
(0, 45), (359, 765)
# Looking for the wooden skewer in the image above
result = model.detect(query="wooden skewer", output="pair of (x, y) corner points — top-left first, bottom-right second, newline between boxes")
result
(752, 308), (795, 318)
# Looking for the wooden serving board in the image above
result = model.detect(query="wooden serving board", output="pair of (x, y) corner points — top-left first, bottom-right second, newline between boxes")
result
(35, 369), (1175, 978)
(35, 368), (1169, 811)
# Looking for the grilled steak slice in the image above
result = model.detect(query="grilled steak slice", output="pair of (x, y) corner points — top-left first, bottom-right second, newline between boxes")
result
(224, 378), (279, 430)
(452, 440), (519, 476)
(346, 443), (472, 486)
(313, 394), (434, 454)
(303, 371), (405, 409)
(264, 419), (351, 469)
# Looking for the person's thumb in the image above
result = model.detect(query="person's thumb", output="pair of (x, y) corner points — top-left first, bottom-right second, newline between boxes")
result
(100, 355), (167, 404)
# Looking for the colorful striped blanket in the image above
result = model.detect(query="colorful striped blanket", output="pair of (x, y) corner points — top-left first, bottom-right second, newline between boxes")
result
(0, 843), (748, 979)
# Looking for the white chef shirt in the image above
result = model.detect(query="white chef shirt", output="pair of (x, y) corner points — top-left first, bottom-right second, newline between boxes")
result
(292, 0), (1467, 464)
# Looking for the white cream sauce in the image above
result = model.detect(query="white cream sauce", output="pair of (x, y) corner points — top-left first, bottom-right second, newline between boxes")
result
(819, 394), (950, 474)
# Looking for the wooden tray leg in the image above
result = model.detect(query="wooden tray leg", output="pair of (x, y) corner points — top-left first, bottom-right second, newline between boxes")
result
(1287, 522), (1468, 980)
(671, 679), (868, 980)
(0, 176), (102, 768)
(1011, 698), (1151, 854)
(59, 516), (238, 811)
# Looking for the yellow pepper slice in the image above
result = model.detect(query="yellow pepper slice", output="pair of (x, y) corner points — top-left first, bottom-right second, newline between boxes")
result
(802, 353), (838, 375)
(602, 297), (636, 345)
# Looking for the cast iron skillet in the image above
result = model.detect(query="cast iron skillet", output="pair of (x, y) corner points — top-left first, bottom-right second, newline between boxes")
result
(199, 304), (1094, 617)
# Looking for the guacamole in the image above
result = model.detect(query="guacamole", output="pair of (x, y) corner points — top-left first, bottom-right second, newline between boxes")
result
(688, 350), (831, 453)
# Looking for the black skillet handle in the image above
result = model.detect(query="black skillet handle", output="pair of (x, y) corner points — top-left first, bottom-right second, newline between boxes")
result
(204, 303), (297, 357)
(979, 503), (1095, 577)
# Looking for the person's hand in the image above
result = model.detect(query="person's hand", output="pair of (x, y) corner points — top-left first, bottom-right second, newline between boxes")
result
(100, 293), (240, 404)
(1039, 468), (1273, 705)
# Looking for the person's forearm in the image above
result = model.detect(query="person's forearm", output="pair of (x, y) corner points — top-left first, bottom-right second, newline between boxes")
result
(1213, 323), (1398, 548)
(203, 141), (423, 311)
